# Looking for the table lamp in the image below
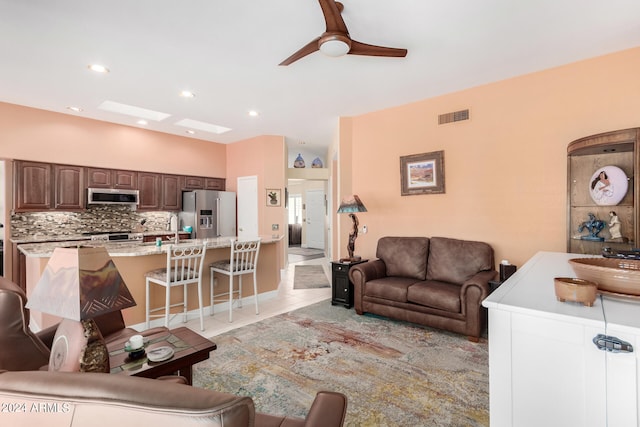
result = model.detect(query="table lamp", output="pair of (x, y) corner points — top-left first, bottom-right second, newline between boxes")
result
(26, 246), (136, 373)
(337, 195), (367, 262)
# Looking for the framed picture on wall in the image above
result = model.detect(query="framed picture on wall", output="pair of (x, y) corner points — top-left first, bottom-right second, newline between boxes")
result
(400, 150), (445, 196)
(266, 188), (281, 207)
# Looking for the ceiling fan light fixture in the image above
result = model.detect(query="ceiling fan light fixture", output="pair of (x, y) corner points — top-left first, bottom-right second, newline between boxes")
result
(319, 35), (351, 57)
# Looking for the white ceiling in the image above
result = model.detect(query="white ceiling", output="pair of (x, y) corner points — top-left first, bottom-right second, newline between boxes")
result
(1, 0), (640, 155)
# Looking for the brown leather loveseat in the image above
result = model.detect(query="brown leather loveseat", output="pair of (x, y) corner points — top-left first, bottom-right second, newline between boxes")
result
(349, 236), (496, 341)
(0, 370), (347, 427)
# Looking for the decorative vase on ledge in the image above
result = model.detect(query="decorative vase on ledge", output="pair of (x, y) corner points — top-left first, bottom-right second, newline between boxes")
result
(293, 154), (305, 168)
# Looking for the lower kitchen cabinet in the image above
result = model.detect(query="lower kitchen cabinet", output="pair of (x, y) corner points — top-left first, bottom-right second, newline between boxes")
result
(483, 251), (640, 427)
(331, 260), (367, 308)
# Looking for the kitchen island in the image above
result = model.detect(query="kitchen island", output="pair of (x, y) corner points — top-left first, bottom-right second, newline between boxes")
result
(19, 236), (284, 329)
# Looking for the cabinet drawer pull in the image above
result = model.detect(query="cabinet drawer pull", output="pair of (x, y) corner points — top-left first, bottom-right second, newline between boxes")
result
(593, 334), (634, 353)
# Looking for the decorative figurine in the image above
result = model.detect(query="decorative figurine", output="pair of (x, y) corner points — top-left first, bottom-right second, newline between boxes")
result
(608, 211), (625, 241)
(577, 213), (606, 241)
(311, 157), (323, 168)
(293, 154), (305, 168)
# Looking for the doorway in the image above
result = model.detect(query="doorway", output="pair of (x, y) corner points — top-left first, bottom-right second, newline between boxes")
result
(287, 179), (327, 263)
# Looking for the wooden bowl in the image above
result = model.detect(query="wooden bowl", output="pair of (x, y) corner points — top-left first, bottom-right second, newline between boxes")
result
(568, 258), (640, 296)
(554, 277), (598, 307)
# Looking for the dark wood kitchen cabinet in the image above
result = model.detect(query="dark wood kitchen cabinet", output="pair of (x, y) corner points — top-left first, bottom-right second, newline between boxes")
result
(14, 161), (83, 211)
(87, 168), (138, 190)
(53, 164), (84, 210)
(205, 178), (225, 190)
(161, 174), (181, 211)
(114, 170), (137, 189)
(14, 160), (52, 211)
(137, 172), (161, 210)
(183, 176), (204, 189)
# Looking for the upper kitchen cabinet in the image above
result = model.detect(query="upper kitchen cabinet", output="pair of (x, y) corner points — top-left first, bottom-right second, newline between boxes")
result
(161, 174), (181, 211)
(86, 167), (113, 188)
(87, 168), (138, 189)
(14, 161), (84, 212)
(183, 176), (204, 190)
(114, 170), (137, 189)
(205, 178), (225, 190)
(184, 176), (225, 190)
(14, 160), (52, 211)
(138, 172), (161, 211)
(567, 128), (639, 254)
(53, 164), (84, 210)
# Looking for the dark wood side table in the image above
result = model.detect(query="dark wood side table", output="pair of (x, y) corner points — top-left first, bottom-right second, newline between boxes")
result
(108, 327), (216, 385)
(331, 259), (368, 308)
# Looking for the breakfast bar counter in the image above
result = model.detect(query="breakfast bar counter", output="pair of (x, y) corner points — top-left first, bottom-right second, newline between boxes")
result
(20, 236), (284, 329)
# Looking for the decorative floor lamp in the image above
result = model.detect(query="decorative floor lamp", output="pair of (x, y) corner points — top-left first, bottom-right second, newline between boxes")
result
(27, 246), (136, 373)
(337, 195), (367, 262)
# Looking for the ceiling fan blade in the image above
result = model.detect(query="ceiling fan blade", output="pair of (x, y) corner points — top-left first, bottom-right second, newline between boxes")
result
(318, 0), (348, 34)
(348, 39), (408, 58)
(279, 37), (321, 66)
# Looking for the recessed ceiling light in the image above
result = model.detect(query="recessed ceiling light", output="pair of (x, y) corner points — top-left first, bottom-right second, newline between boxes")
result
(186, 130), (196, 135)
(137, 119), (148, 125)
(88, 64), (109, 73)
(98, 100), (170, 122)
(180, 90), (195, 98)
(248, 110), (259, 117)
(66, 106), (83, 112)
(174, 118), (231, 135)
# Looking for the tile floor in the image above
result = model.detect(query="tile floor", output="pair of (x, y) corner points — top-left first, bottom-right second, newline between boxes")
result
(183, 255), (332, 340)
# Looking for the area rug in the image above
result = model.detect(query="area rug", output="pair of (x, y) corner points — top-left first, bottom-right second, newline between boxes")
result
(193, 300), (489, 427)
(292, 265), (330, 289)
(288, 246), (325, 263)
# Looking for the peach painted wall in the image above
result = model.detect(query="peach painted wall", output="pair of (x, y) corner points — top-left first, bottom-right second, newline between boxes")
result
(0, 102), (227, 176)
(340, 47), (640, 268)
(226, 135), (287, 268)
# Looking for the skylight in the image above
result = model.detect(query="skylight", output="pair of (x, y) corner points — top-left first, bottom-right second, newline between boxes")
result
(174, 118), (231, 135)
(98, 101), (171, 122)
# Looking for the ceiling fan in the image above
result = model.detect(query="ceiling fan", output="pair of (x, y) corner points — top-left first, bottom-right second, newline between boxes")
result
(279, 0), (408, 66)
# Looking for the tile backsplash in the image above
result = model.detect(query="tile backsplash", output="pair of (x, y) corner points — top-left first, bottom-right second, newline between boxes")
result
(11, 205), (173, 240)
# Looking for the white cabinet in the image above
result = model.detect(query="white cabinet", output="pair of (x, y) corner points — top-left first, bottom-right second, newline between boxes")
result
(483, 251), (639, 427)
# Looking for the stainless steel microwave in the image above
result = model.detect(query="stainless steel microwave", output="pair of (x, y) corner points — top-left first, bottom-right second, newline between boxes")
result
(87, 188), (139, 206)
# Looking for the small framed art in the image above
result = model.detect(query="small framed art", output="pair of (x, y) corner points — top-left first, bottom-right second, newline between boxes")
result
(266, 188), (281, 206)
(400, 150), (445, 196)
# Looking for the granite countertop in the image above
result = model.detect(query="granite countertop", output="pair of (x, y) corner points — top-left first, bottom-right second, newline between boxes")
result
(18, 235), (283, 258)
(10, 230), (192, 245)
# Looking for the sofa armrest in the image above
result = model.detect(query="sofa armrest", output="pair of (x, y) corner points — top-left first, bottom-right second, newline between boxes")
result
(304, 391), (347, 427)
(460, 270), (497, 340)
(349, 260), (387, 314)
(460, 270), (496, 300)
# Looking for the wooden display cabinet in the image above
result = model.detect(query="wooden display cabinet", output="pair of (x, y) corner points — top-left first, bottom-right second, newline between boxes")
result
(567, 128), (639, 254)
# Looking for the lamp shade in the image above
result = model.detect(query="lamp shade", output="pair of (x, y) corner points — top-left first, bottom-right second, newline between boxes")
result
(26, 246), (136, 321)
(337, 195), (367, 213)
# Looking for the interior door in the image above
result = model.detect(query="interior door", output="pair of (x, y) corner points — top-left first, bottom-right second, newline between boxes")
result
(305, 189), (325, 249)
(237, 176), (258, 238)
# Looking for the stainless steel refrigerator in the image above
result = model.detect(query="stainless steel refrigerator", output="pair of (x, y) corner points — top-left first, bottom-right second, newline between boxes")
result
(180, 190), (236, 238)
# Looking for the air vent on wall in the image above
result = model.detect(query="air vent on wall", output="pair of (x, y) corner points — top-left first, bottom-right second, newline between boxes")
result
(438, 109), (469, 125)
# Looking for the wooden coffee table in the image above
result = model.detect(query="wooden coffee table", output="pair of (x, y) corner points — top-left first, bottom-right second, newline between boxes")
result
(108, 327), (216, 385)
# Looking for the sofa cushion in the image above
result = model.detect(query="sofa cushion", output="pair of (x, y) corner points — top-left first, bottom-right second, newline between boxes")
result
(376, 237), (429, 280)
(407, 281), (461, 313)
(426, 237), (493, 284)
(364, 277), (420, 303)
